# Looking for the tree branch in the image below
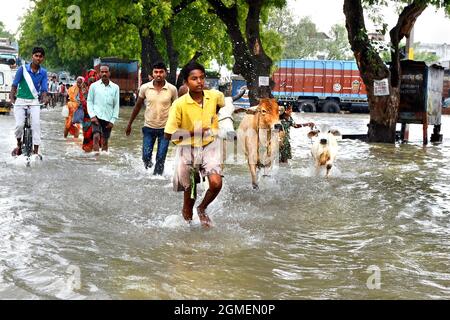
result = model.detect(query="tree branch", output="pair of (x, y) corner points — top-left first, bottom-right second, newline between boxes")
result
(173, 0), (196, 15)
(389, 0), (427, 87)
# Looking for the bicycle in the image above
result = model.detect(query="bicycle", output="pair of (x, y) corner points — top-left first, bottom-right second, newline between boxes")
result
(12, 103), (44, 166)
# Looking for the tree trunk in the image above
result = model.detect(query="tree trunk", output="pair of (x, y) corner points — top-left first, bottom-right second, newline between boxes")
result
(139, 28), (164, 85)
(343, 0), (425, 143)
(207, 0), (273, 106)
(344, 0), (395, 142)
(163, 25), (179, 86)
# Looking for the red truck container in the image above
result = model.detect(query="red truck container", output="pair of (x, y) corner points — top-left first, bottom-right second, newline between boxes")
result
(272, 59), (369, 113)
(94, 57), (139, 106)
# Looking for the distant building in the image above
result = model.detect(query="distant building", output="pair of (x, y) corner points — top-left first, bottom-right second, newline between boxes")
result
(415, 43), (450, 62)
(368, 32), (385, 42)
(0, 38), (11, 46)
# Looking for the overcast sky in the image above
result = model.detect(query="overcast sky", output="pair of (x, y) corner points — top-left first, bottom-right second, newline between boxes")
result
(1, 0), (449, 44)
(288, 0), (450, 44)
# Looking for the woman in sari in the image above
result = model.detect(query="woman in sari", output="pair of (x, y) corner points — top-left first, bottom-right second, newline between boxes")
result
(81, 70), (99, 152)
(64, 76), (85, 138)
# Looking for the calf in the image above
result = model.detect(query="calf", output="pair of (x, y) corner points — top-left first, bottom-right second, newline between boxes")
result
(308, 129), (341, 177)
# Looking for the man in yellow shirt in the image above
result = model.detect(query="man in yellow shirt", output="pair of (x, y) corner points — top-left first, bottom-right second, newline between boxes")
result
(164, 62), (225, 228)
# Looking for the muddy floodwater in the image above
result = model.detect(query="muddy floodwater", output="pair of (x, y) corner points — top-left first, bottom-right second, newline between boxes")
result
(1, 107), (450, 299)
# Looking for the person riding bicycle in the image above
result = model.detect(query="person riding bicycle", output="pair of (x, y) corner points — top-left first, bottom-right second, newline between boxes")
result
(9, 47), (49, 157)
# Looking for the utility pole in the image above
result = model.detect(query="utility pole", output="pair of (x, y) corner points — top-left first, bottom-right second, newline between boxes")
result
(405, 25), (415, 60)
(401, 22), (414, 143)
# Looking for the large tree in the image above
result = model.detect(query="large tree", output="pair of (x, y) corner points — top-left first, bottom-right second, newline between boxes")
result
(206, 0), (286, 106)
(19, 0), (231, 82)
(19, 1), (143, 74)
(343, 0), (449, 143)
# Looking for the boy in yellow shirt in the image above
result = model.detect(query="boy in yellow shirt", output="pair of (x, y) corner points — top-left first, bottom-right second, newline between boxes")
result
(164, 62), (225, 227)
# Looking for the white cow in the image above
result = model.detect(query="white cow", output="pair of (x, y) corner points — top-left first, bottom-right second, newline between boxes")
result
(308, 129), (341, 177)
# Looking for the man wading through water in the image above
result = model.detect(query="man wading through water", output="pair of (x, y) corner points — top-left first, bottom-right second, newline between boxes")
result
(126, 62), (177, 175)
(164, 62), (225, 228)
(87, 65), (120, 153)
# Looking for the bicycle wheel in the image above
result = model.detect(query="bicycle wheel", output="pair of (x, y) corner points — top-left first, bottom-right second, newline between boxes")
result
(22, 127), (33, 157)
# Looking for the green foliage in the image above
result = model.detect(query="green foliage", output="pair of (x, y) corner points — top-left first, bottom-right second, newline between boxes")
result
(19, 0), (144, 74)
(412, 42), (441, 63)
(171, 0), (232, 68)
(281, 16), (326, 59)
(0, 21), (15, 40)
(260, 29), (284, 65)
(18, 0), (235, 75)
(265, 9), (353, 61)
(324, 24), (353, 60)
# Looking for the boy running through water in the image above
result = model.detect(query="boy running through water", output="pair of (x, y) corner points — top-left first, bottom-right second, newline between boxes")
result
(164, 62), (225, 227)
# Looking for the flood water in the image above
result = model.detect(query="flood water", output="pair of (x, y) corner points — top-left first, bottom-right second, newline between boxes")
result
(1, 106), (450, 299)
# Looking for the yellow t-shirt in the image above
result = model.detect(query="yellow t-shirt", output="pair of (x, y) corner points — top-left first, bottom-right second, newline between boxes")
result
(165, 89), (225, 147)
(139, 80), (178, 129)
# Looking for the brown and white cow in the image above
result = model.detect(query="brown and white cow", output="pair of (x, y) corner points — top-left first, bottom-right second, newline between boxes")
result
(237, 98), (281, 189)
(308, 128), (341, 177)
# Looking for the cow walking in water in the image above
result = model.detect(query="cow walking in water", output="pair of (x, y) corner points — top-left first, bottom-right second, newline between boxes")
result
(237, 98), (281, 190)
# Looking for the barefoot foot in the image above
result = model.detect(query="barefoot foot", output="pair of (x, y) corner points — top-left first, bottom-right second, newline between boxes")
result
(182, 209), (193, 224)
(196, 207), (212, 228)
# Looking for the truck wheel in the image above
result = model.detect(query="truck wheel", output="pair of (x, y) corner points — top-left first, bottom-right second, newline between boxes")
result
(300, 102), (316, 113)
(322, 100), (341, 113)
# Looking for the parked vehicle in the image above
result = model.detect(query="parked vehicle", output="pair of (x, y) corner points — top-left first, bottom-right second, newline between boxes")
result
(58, 71), (73, 85)
(93, 57), (139, 106)
(230, 75), (250, 108)
(272, 59), (369, 113)
(0, 63), (14, 115)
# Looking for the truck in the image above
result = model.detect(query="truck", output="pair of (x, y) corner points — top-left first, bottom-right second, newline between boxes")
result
(0, 42), (18, 115)
(0, 63), (13, 114)
(94, 57), (139, 106)
(272, 59), (369, 113)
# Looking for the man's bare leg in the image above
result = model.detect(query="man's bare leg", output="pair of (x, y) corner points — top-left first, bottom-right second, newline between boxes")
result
(12, 139), (22, 156)
(183, 189), (196, 223)
(93, 133), (100, 153)
(102, 139), (108, 152)
(197, 174), (222, 228)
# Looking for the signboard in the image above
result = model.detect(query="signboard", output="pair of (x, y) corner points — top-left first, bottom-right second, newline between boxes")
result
(374, 78), (389, 96)
(259, 76), (269, 86)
